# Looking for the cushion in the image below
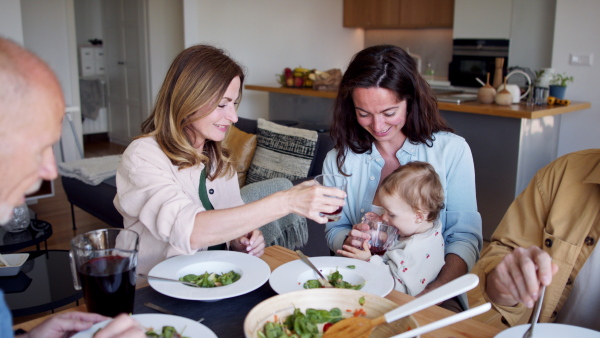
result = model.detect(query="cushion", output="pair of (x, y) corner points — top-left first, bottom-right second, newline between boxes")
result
(222, 125), (257, 187)
(246, 118), (318, 184)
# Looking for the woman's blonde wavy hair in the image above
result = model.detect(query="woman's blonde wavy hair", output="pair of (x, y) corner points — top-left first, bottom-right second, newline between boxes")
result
(139, 45), (245, 180)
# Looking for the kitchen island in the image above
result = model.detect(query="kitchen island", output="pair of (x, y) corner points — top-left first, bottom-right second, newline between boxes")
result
(246, 84), (591, 239)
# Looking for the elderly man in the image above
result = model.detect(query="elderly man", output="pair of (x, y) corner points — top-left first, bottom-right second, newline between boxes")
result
(474, 149), (600, 330)
(0, 37), (145, 338)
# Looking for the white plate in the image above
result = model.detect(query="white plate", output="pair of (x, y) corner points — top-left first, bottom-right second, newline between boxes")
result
(269, 256), (394, 297)
(72, 313), (217, 338)
(495, 323), (600, 337)
(148, 250), (270, 301)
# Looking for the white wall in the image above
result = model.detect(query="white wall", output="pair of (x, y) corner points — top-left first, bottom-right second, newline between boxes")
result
(21, 0), (83, 161)
(364, 29), (453, 78)
(73, 0), (103, 46)
(0, 1), (23, 43)
(509, 0), (555, 70)
(183, 0), (364, 120)
(147, 0), (184, 104)
(553, 0), (600, 155)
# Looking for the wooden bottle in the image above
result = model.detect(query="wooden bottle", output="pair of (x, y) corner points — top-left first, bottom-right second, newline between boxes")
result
(478, 73), (496, 104)
(495, 76), (513, 106)
(492, 58), (505, 89)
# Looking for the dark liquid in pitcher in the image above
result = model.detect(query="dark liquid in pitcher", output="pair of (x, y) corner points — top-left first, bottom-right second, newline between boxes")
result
(79, 256), (136, 317)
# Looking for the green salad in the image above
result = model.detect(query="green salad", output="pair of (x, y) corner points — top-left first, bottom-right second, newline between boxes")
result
(179, 270), (241, 287)
(145, 325), (188, 338)
(303, 270), (363, 290)
(258, 308), (343, 338)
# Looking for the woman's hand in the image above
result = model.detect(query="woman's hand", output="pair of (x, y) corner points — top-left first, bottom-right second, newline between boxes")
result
(283, 180), (346, 224)
(21, 312), (145, 338)
(230, 229), (265, 257)
(343, 222), (371, 248)
(337, 241), (372, 261)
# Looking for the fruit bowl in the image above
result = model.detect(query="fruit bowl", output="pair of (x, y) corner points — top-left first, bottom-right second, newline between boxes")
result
(244, 288), (418, 338)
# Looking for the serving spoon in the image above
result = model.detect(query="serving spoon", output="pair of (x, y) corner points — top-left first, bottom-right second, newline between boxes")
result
(137, 273), (200, 287)
(323, 274), (480, 338)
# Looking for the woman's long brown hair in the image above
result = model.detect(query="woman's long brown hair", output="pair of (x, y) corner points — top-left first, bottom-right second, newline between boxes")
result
(139, 45), (245, 180)
(331, 45), (452, 175)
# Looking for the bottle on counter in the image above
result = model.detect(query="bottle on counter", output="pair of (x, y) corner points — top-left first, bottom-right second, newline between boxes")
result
(424, 62), (435, 81)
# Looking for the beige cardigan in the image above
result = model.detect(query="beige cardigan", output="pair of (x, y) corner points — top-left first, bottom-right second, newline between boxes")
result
(114, 136), (243, 275)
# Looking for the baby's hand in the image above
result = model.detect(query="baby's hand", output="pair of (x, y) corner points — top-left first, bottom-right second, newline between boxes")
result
(337, 241), (372, 261)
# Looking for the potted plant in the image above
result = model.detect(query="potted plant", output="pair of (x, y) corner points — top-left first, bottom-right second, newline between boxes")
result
(549, 72), (574, 99)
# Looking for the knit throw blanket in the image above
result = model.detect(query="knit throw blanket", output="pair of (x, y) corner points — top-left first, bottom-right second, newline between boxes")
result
(240, 178), (308, 250)
(58, 155), (121, 186)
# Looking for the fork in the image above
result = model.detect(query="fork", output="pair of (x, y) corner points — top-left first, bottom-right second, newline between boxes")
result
(522, 285), (546, 338)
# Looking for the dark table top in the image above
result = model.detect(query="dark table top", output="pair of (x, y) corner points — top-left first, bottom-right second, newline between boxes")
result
(0, 219), (52, 254)
(1, 250), (82, 317)
(133, 282), (277, 338)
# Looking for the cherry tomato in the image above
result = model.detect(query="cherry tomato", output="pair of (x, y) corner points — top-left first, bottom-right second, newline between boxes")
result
(323, 323), (333, 332)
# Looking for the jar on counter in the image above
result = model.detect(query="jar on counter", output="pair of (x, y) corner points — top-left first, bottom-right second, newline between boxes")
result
(535, 68), (554, 88)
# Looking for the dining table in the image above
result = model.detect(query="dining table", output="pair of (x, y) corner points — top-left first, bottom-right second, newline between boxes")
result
(14, 245), (502, 337)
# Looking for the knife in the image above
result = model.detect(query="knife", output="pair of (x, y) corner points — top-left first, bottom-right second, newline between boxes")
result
(295, 250), (333, 288)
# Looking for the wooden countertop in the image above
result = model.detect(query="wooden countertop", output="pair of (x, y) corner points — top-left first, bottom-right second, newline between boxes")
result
(245, 84), (591, 120)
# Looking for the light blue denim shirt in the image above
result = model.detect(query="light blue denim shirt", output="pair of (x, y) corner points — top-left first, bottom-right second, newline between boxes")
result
(324, 131), (483, 272)
(0, 290), (13, 337)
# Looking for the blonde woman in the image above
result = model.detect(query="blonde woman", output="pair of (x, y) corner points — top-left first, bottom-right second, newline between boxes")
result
(114, 45), (345, 275)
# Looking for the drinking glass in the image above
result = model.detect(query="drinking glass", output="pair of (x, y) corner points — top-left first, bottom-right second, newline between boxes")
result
(314, 174), (347, 222)
(69, 228), (139, 317)
(363, 220), (398, 256)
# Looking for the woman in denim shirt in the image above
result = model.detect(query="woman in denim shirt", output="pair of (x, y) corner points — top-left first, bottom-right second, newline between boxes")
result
(324, 45), (483, 311)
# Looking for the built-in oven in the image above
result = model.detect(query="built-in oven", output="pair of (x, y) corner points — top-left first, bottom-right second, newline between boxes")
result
(448, 39), (509, 88)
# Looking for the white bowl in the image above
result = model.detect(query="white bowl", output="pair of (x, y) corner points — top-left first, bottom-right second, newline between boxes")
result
(0, 253), (29, 276)
(244, 288), (419, 338)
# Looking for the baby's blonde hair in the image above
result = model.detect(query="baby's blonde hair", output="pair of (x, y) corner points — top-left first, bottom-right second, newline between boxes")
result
(378, 161), (444, 222)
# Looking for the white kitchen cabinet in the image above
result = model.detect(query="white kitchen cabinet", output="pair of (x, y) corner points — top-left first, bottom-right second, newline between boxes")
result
(79, 46), (105, 76)
(453, 0), (512, 39)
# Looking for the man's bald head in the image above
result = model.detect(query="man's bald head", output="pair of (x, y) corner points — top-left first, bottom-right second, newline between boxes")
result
(0, 37), (65, 223)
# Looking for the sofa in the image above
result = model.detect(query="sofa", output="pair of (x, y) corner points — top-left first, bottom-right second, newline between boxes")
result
(61, 117), (334, 256)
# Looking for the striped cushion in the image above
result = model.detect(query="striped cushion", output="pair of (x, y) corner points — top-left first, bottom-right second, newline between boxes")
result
(245, 118), (318, 184)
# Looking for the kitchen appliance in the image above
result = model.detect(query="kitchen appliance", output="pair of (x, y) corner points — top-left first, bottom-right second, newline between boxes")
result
(449, 39), (509, 88)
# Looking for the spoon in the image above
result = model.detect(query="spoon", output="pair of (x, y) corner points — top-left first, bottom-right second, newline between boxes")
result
(0, 253), (10, 267)
(137, 273), (200, 287)
(522, 285), (546, 338)
(295, 250), (333, 288)
(323, 274), (480, 338)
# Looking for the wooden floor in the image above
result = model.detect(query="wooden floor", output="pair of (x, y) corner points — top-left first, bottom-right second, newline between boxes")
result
(13, 140), (508, 331)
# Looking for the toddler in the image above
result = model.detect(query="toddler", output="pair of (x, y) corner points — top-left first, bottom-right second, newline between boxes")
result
(338, 161), (445, 296)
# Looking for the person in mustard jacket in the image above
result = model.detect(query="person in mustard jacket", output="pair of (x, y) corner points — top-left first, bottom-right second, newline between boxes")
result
(475, 149), (600, 330)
